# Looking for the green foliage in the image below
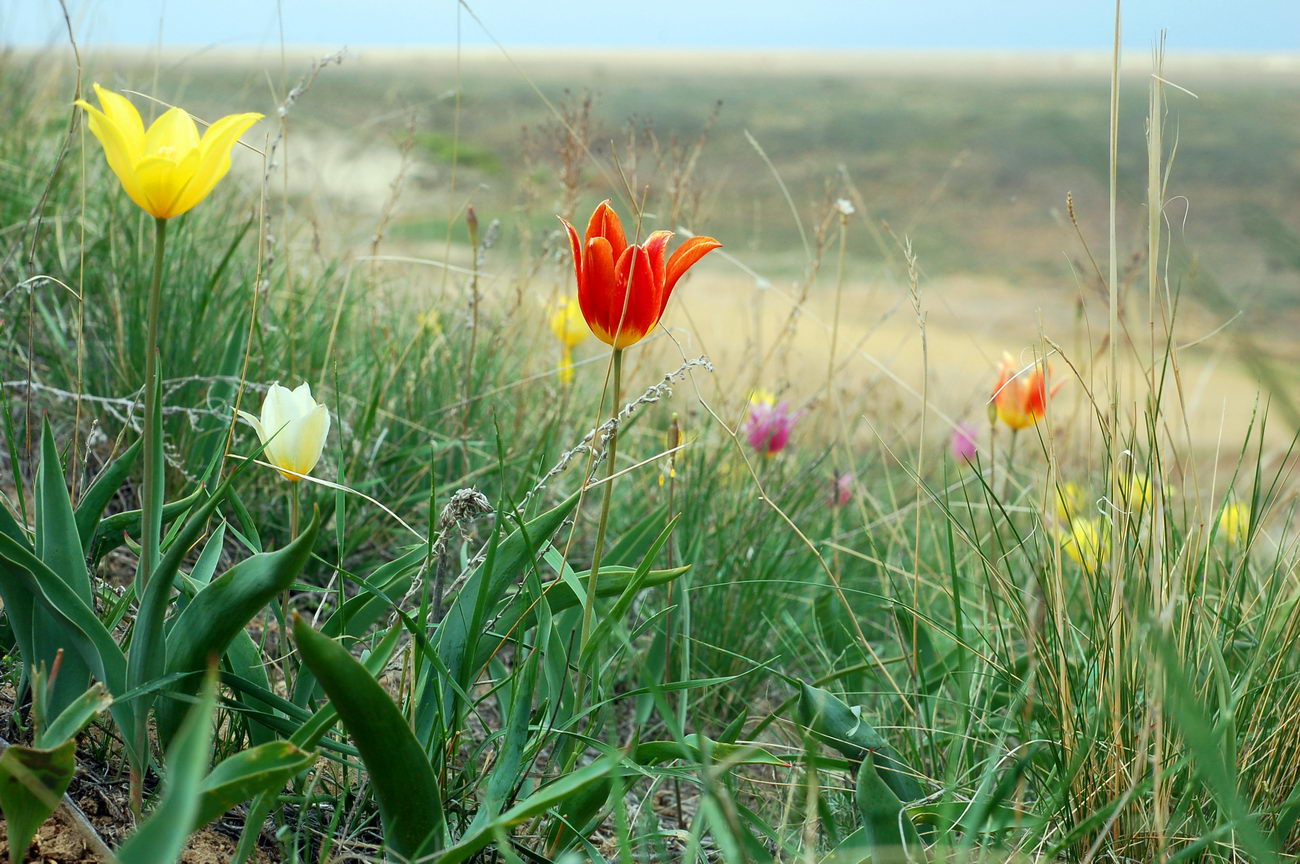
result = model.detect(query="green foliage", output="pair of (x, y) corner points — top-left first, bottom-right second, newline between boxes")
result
(293, 613), (446, 859)
(0, 680), (111, 864)
(0, 41), (1298, 864)
(115, 665), (219, 864)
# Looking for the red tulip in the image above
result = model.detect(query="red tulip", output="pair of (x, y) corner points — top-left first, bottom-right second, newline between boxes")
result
(560, 201), (721, 348)
(992, 352), (1059, 430)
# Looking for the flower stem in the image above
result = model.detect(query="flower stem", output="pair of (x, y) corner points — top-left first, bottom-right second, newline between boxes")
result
(579, 348), (622, 654)
(139, 216), (168, 591)
(129, 215), (167, 816)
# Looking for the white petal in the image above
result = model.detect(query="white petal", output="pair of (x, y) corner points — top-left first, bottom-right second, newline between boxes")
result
(261, 383), (290, 432)
(289, 382), (317, 418)
(236, 409), (267, 444)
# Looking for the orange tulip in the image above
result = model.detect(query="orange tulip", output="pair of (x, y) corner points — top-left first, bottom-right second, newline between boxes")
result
(991, 352), (1058, 430)
(559, 201), (721, 348)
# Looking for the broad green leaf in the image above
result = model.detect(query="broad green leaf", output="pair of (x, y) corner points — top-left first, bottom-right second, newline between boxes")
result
(126, 441), (266, 757)
(0, 533), (135, 765)
(155, 511), (320, 746)
(115, 665), (218, 864)
(221, 630), (279, 747)
(37, 682), (112, 750)
(192, 741), (316, 830)
(474, 564), (688, 673)
(35, 423), (89, 602)
(33, 423), (94, 717)
(90, 487), (205, 564)
(0, 738), (76, 864)
(293, 615), (445, 859)
(584, 516), (679, 661)
(290, 543), (424, 707)
(855, 756), (921, 854)
(444, 754), (620, 864)
(473, 649), (537, 827)
(232, 625), (403, 864)
(73, 436), (141, 548)
(796, 681), (922, 804)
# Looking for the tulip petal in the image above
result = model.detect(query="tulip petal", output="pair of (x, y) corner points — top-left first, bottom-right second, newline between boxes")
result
(261, 385), (290, 440)
(580, 236), (617, 345)
(171, 112), (262, 217)
(558, 217), (583, 289)
(133, 151), (200, 220)
(76, 100), (153, 214)
(609, 244), (657, 348)
(584, 200), (627, 261)
(236, 410), (267, 445)
(91, 84), (145, 160)
(664, 236), (722, 299)
(289, 382), (316, 416)
(144, 106), (200, 156)
(643, 230), (673, 295)
(282, 404), (330, 478)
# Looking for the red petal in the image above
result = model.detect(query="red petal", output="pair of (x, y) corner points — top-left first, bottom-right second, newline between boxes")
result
(581, 236), (616, 345)
(584, 200), (628, 261)
(609, 244), (658, 348)
(663, 236), (722, 299)
(644, 230), (673, 298)
(559, 217), (582, 290)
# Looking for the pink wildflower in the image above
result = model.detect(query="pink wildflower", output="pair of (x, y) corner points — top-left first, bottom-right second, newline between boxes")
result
(951, 422), (978, 464)
(833, 472), (854, 507)
(745, 399), (802, 457)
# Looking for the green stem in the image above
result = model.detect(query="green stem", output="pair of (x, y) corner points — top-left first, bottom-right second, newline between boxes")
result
(139, 216), (168, 589)
(129, 215), (167, 816)
(579, 348), (623, 653)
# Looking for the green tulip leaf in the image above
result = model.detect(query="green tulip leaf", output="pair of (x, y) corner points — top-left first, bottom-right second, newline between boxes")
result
(193, 741), (316, 830)
(0, 738), (77, 864)
(73, 436), (141, 549)
(293, 615), (445, 859)
(115, 665), (218, 864)
(155, 511), (320, 746)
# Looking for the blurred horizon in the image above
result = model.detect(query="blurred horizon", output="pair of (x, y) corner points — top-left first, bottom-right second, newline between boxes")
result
(5, 0), (1298, 53)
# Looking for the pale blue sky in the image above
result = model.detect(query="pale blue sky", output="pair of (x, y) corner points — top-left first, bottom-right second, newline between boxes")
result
(4, 0), (1297, 52)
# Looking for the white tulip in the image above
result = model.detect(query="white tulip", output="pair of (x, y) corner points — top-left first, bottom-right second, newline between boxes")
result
(238, 382), (330, 481)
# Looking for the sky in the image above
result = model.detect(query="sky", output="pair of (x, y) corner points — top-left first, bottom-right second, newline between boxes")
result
(3, 0), (1297, 52)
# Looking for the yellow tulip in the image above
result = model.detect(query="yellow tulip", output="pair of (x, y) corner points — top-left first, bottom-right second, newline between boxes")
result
(1062, 517), (1109, 571)
(239, 383), (330, 481)
(549, 297), (587, 384)
(1219, 501), (1250, 545)
(76, 84), (262, 220)
(1055, 482), (1085, 522)
(549, 297), (588, 349)
(1119, 473), (1153, 510)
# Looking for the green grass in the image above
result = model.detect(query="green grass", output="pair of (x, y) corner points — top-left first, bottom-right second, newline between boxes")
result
(0, 39), (1299, 864)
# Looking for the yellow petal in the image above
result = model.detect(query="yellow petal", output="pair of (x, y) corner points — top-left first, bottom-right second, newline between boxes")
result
(144, 105), (200, 156)
(91, 84), (145, 160)
(172, 112), (262, 216)
(76, 100), (154, 214)
(283, 404), (330, 477)
(133, 150), (200, 219)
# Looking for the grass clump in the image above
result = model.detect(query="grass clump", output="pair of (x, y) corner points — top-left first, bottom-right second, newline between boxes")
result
(0, 23), (1298, 864)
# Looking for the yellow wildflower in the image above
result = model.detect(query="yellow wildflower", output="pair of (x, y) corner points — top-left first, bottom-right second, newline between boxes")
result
(76, 84), (262, 220)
